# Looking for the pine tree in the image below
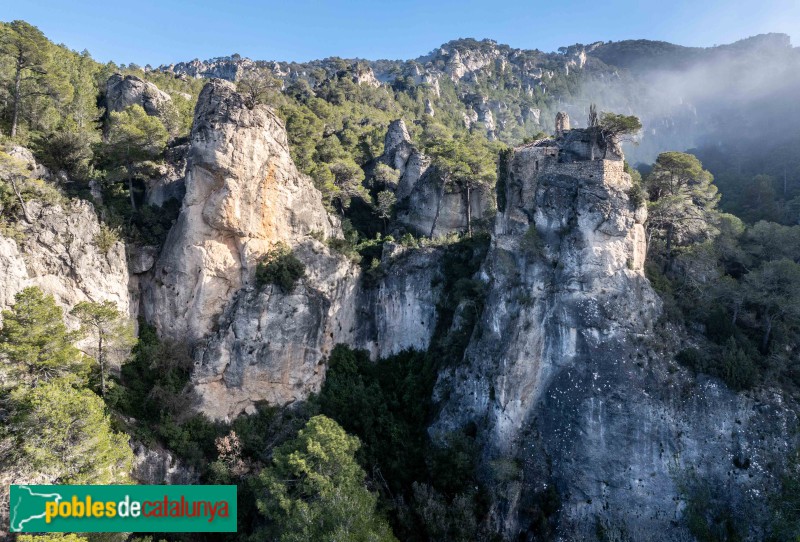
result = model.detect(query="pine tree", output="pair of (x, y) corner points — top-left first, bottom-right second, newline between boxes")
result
(646, 152), (720, 271)
(6, 378), (133, 484)
(103, 104), (168, 211)
(256, 415), (397, 542)
(0, 287), (85, 387)
(70, 301), (135, 397)
(426, 130), (496, 236)
(744, 259), (800, 351)
(0, 21), (51, 138)
(375, 190), (396, 232)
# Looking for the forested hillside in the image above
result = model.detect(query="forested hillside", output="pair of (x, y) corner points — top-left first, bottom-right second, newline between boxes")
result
(1, 18), (800, 542)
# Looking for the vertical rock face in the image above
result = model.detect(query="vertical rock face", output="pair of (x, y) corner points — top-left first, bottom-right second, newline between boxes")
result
(396, 169), (492, 238)
(0, 200), (132, 322)
(354, 243), (444, 360)
(139, 83), (448, 420)
(433, 132), (655, 446)
(145, 79), (337, 343)
(192, 240), (359, 419)
(190, 239), (446, 420)
(382, 119), (414, 176)
(431, 131), (794, 539)
(145, 143), (188, 207)
(379, 120), (494, 238)
(131, 442), (198, 485)
(555, 111), (570, 137)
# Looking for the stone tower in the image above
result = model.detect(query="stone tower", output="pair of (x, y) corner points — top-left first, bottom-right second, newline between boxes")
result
(555, 111), (570, 138)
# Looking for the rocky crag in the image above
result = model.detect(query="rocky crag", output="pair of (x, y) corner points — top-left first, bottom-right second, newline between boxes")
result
(105, 73), (173, 119)
(142, 80), (445, 419)
(143, 79), (338, 343)
(431, 123), (795, 540)
(159, 34), (800, 163)
(380, 119), (493, 237)
(136, 90), (799, 536)
(0, 198), (131, 324)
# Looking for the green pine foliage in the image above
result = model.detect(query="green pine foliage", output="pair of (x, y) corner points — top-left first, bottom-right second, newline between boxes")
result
(5, 377), (133, 484)
(640, 152), (800, 393)
(255, 242), (306, 292)
(255, 415), (398, 542)
(0, 287), (132, 488)
(0, 287), (86, 386)
(70, 300), (135, 398)
(0, 150), (65, 223)
(0, 20), (200, 248)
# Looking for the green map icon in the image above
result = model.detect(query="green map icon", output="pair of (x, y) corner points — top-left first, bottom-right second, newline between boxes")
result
(10, 485), (64, 532)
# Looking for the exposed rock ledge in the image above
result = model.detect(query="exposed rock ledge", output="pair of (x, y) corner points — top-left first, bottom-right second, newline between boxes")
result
(0, 199), (132, 323)
(144, 79), (338, 343)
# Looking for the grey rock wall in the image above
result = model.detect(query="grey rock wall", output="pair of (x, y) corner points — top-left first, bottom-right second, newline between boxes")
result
(431, 133), (794, 540)
(144, 79), (338, 343)
(0, 199), (133, 323)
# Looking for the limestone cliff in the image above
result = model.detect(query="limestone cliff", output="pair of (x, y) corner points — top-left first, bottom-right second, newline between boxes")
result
(144, 79), (337, 343)
(191, 237), (446, 419)
(431, 132), (794, 540)
(354, 243), (444, 360)
(396, 168), (492, 238)
(191, 239), (359, 418)
(105, 73), (173, 118)
(143, 81), (444, 419)
(0, 199), (132, 322)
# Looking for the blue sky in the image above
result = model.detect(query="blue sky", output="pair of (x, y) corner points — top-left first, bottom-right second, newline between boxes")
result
(2, 0), (798, 66)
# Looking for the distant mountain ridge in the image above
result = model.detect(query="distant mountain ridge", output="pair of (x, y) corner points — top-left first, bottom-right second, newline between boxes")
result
(156, 33), (798, 163)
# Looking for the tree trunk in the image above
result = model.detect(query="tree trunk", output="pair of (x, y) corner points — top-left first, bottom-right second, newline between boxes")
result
(663, 223), (674, 273)
(98, 331), (105, 398)
(127, 164), (137, 212)
(11, 59), (22, 138)
(465, 185), (472, 237)
(762, 314), (773, 353)
(10, 176), (32, 222)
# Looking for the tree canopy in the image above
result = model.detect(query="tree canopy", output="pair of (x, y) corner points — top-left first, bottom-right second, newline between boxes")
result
(255, 415), (397, 542)
(0, 287), (85, 387)
(5, 377), (133, 484)
(102, 104), (168, 210)
(423, 125), (499, 235)
(598, 112), (642, 140)
(646, 151), (720, 270)
(70, 300), (135, 397)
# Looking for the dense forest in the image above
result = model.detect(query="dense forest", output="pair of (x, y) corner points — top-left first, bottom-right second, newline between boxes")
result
(1, 19), (800, 542)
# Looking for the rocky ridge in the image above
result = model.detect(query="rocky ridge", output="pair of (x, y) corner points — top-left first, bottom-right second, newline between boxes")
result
(430, 129), (794, 539)
(379, 119), (494, 237)
(3, 55), (797, 537)
(157, 34), (799, 161)
(143, 79), (338, 343)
